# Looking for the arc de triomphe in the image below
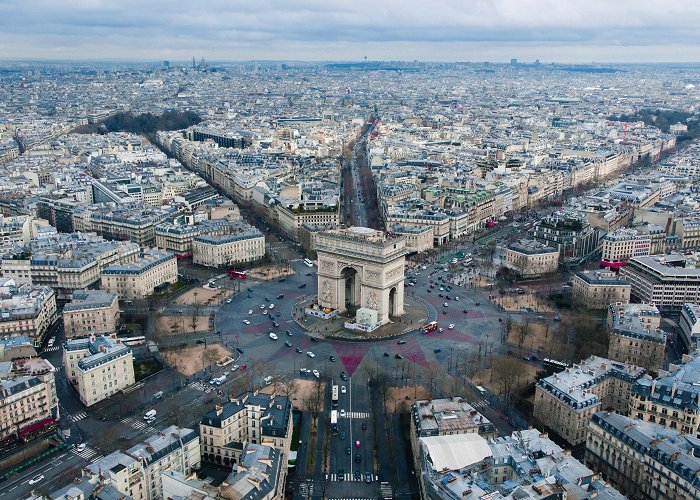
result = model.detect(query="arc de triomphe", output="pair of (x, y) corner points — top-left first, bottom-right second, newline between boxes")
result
(314, 227), (407, 324)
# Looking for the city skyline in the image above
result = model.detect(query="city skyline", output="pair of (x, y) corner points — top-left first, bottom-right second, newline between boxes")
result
(1, 0), (700, 63)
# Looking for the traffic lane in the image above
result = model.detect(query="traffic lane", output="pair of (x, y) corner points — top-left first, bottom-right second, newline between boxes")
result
(1, 450), (85, 499)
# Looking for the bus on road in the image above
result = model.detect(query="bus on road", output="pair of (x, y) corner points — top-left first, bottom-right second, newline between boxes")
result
(424, 321), (438, 333)
(332, 384), (339, 408)
(228, 269), (248, 280)
(330, 410), (338, 434)
(543, 358), (568, 374)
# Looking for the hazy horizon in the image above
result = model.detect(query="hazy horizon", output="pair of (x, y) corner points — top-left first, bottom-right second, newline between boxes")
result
(1, 0), (700, 64)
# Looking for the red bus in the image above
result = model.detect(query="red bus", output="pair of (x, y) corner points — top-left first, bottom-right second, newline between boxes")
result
(228, 270), (247, 280)
(424, 321), (438, 332)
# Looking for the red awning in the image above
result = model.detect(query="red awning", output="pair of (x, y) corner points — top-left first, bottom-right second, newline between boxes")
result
(19, 417), (55, 436)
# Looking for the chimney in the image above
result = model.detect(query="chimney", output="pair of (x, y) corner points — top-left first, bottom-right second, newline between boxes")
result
(216, 404), (223, 416)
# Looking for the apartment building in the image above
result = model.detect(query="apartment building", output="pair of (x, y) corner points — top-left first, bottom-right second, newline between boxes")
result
(679, 303), (700, 352)
(504, 239), (559, 278)
(275, 204), (339, 242)
(64, 426), (199, 500)
(0, 335), (37, 361)
(72, 204), (174, 246)
(607, 302), (666, 374)
(410, 397), (497, 441)
(572, 270), (632, 310)
(0, 280), (57, 342)
(199, 391), (292, 468)
(0, 357), (58, 444)
(63, 290), (120, 338)
(63, 334), (135, 407)
(385, 201), (451, 246)
(630, 352), (700, 437)
(125, 426), (201, 500)
(101, 247), (177, 300)
(586, 411), (700, 499)
(620, 253), (700, 309)
(388, 224), (433, 254)
(533, 356), (645, 445)
(599, 225), (666, 268)
(219, 444), (285, 500)
(530, 212), (598, 265)
(192, 227), (265, 268)
(415, 428), (623, 500)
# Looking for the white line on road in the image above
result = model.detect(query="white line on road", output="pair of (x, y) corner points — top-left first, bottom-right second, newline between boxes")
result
(349, 375), (353, 476)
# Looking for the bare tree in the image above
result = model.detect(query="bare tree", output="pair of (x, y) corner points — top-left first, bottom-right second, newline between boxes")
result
(517, 319), (531, 349)
(201, 348), (219, 371)
(190, 291), (199, 332)
(491, 358), (528, 407)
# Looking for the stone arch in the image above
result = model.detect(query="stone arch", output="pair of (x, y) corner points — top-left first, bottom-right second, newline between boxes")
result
(339, 266), (362, 310)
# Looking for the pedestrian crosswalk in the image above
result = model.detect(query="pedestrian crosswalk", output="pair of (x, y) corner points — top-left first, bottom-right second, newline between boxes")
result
(329, 473), (378, 482)
(70, 412), (88, 422)
(121, 416), (147, 430)
(71, 445), (100, 461)
(191, 381), (212, 392)
(471, 400), (489, 409)
(43, 346), (61, 352)
(340, 411), (369, 419)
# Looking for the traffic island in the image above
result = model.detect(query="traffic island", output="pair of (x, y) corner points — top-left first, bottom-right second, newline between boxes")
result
(293, 295), (430, 342)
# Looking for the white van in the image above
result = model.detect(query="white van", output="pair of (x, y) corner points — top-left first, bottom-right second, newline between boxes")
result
(475, 386), (487, 396)
(144, 410), (157, 420)
(153, 391), (163, 400)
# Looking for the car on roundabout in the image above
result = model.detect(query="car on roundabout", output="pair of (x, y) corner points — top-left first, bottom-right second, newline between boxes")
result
(307, 351), (316, 358)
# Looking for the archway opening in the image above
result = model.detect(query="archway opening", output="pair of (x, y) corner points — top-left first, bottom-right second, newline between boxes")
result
(389, 287), (397, 317)
(341, 267), (359, 311)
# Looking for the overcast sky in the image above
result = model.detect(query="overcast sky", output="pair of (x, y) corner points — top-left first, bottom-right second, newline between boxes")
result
(1, 0), (699, 63)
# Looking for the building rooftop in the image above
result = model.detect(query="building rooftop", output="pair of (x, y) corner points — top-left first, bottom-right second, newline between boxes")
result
(538, 356), (644, 410)
(412, 397), (496, 436)
(64, 290), (118, 312)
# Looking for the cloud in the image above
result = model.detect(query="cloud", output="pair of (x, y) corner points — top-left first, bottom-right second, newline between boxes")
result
(0, 0), (699, 61)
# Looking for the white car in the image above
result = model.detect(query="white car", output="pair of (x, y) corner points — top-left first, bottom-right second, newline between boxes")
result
(243, 320), (250, 325)
(340, 409), (346, 417)
(341, 385), (347, 394)
(76, 443), (86, 452)
(269, 333), (278, 340)
(29, 474), (44, 485)
(454, 296), (460, 301)
(260, 305), (265, 309)
(300, 368), (310, 374)
(231, 365), (239, 372)
(312, 369), (320, 378)
(306, 351), (316, 358)
(269, 303), (275, 309)
(440, 287), (444, 291)
(443, 302), (449, 307)
(448, 324), (455, 329)
(248, 310), (253, 315)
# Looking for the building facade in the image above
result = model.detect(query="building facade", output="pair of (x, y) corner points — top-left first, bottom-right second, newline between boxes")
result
(533, 355), (645, 445)
(101, 248), (178, 300)
(63, 334), (135, 407)
(572, 270), (632, 310)
(620, 253), (700, 309)
(630, 352), (700, 437)
(504, 239), (559, 278)
(62, 290), (120, 338)
(679, 303), (700, 353)
(0, 357), (58, 444)
(199, 391), (293, 468)
(0, 280), (57, 343)
(192, 228), (265, 268)
(607, 302), (666, 374)
(586, 411), (700, 499)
